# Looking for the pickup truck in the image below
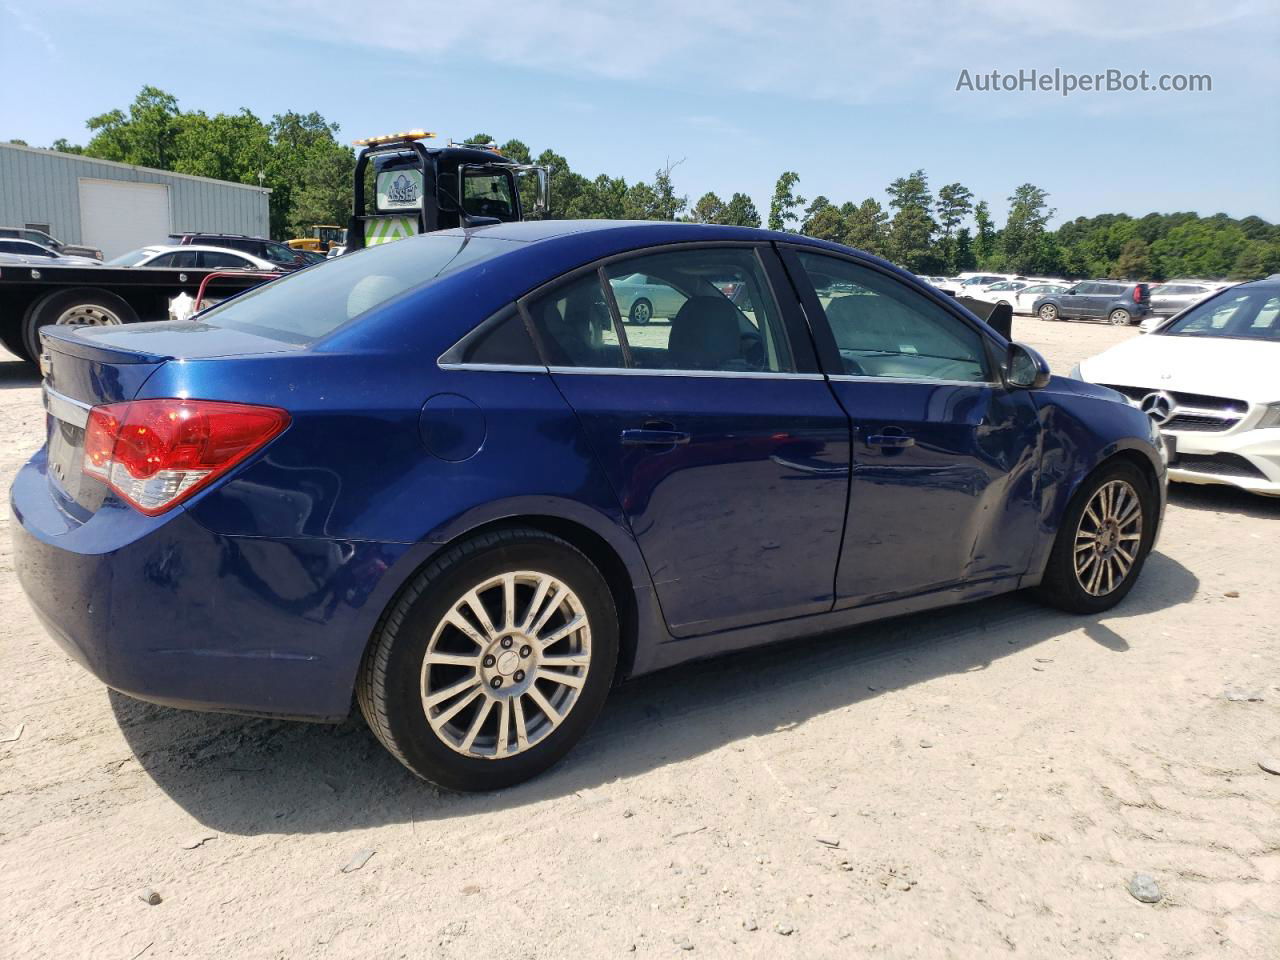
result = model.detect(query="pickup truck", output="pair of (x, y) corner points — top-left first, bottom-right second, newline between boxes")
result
(0, 262), (274, 362)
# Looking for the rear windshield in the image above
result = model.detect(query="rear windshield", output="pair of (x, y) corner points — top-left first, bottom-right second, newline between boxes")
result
(107, 249), (155, 266)
(196, 234), (515, 344)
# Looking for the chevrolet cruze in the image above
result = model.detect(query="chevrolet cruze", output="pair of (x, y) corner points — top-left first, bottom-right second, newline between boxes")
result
(13, 221), (1166, 790)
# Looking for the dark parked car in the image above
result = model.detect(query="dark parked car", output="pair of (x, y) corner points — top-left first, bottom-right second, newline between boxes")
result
(170, 233), (308, 270)
(14, 221), (1166, 791)
(1033, 280), (1152, 325)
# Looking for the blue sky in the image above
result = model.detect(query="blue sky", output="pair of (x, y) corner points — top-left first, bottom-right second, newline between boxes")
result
(3, 0), (1277, 227)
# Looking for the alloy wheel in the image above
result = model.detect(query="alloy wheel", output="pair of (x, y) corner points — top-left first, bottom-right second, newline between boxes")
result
(1073, 480), (1143, 597)
(420, 570), (592, 759)
(1109, 309), (1130, 325)
(1039, 305), (1058, 321)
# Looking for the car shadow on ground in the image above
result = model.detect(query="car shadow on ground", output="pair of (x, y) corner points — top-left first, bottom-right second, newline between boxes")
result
(0, 356), (39, 389)
(1168, 483), (1280, 519)
(110, 551), (1198, 835)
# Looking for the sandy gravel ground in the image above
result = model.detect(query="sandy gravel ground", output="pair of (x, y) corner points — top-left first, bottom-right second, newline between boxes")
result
(1, 317), (1277, 959)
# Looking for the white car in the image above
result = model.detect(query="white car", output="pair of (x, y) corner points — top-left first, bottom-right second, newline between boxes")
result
(1146, 280), (1230, 317)
(105, 245), (281, 272)
(974, 281), (1071, 313)
(1075, 278), (1280, 496)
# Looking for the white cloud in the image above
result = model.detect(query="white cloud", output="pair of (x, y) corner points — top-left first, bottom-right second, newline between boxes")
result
(253, 0), (1273, 108)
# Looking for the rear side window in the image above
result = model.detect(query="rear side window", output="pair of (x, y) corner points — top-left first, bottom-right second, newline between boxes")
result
(198, 234), (516, 344)
(442, 306), (540, 366)
(199, 251), (249, 269)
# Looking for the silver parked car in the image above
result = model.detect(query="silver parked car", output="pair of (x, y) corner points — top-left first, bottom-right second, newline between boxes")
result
(1147, 280), (1229, 316)
(608, 272), (689, 323)
(0, 238), (101, 265)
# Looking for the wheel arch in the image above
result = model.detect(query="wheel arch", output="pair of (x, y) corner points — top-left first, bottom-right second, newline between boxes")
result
(1026, 439), (1164, 587)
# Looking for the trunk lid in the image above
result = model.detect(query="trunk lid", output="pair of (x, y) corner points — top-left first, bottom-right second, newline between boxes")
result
(39, 321), (300, 514)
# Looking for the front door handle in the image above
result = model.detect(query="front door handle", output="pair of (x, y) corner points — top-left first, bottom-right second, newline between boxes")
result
(866, 433), (915, 448)
(621, 427), (691, 446)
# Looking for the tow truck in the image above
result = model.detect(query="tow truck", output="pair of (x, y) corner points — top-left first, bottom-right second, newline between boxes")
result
(347, 130), (548, 250)
(0, 129), (550, 363)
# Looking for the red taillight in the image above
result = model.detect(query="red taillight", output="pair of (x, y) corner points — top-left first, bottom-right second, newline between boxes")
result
(83, 399), (289, 515)
(1133, 285), (1144, 303)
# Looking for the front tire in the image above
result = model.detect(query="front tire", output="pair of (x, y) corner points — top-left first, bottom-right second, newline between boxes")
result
(1108, 308), (1132, 326)
(357, 527), (619, 791)
(1034, 461), (1156, 614)
(629, 298), (653, 324)
(1038, 304), (1059, 321)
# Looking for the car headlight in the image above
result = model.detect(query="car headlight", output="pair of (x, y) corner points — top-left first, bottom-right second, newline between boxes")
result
(1068, 362), (1083, 380)
(1255, 402), (1280, 430)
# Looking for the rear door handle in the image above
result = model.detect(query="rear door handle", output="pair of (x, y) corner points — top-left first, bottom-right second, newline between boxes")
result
(620, 426), (691, 446)
(866, 433), (915, 448)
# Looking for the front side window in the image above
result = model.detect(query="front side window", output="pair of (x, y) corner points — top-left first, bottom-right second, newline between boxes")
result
(527, 247), (794, 374)
(795, 251), (991, 383)
(260, 242), (298, 265)
(1162, 288), (1280, 341)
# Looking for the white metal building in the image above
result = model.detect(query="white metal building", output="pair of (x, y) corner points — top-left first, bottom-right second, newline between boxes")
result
(0, 143), (271, 259)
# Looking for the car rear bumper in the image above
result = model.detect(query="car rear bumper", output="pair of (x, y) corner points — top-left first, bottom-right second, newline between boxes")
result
(12, 450), (412, 720)
(1166, 428), (1280, 496)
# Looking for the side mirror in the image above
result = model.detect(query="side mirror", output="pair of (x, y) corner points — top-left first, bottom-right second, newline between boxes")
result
(1007, 342), (1051, 389)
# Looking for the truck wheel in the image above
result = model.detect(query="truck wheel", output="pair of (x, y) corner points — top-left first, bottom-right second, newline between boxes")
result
(24, 288), (138, 361)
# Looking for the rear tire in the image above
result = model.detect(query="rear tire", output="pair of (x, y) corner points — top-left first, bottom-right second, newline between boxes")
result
(357, 527), (619, 791)
(1108, 308), (1132, 326)
(23, 288), (137, 360)
(1034, 460), (1156, 614)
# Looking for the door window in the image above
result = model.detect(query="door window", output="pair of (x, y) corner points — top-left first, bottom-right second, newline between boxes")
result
(528, 247), (795, 374)
(794, 251), (991, 383)
(198, 251), (250, 269)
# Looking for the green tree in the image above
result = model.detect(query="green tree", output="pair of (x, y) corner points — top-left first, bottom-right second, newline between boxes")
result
(689, 191), (727, 224)
(768, 171), (804, 232)
(842, 198), (889, 256)
(935, 182), (973, 240)
(722, 192), (761, 227)
(1113, 238), (1153, 279)
(803, 205), (847, 243)
(974, 201), (999, 267)
(85, 86), (181, 168)
(50, 137), (84, 154)
(952, 226), (976, 272)
(886, 169), (938, 271)
(1001, 183), (1055, 274)
(649, 161), (687, 221)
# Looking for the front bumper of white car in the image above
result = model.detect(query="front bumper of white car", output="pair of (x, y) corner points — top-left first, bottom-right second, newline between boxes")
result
(1097, 386), (1280, 495)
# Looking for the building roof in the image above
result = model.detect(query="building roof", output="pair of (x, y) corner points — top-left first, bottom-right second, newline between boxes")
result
(0, 142), (272, 193)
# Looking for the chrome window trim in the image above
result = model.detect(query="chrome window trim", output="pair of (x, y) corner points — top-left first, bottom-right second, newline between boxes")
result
(827, 373), (996, 388)
(437, 362), (548, 374)
(43, 384), (91, 428)
(546, 366), (825, 381)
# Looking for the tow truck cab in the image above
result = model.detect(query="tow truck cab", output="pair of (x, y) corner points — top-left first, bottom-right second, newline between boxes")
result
(347, 130), (549, 251)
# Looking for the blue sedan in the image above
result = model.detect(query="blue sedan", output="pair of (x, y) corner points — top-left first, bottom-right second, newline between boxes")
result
(12, 221), (1166, 791)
